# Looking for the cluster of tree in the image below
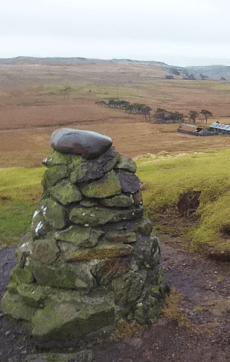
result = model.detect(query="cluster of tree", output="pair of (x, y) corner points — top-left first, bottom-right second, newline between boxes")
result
(153, 108), (184, 123)
(200, 74), (209, 80)
(183, 73), (196, 80)
(169, 68), (180, 76)
(189, 109), (213, 124)
(95, 99), (152, 119)
(153, 108), (213, 124)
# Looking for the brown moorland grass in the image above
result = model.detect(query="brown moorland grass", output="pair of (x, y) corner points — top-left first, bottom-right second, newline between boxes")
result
(1, 61), (230, 169)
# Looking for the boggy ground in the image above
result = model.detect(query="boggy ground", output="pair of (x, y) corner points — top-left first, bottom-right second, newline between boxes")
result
(1, 237), (230, 362)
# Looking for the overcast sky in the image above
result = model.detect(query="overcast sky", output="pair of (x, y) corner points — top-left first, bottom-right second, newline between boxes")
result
(1, 0), (230, 66)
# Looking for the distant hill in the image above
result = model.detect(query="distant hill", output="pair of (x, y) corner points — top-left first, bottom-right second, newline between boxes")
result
(164, 64), (230, 81)
(0, 56), (230, 80)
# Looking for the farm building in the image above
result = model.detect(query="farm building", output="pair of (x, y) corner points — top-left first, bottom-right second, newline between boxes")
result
(177, 123), (211, 137)
(208, 122), (230, 135)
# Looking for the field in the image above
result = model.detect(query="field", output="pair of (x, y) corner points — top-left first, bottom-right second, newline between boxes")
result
(2, 61), (230, 249)
(2, 60), (230, 361)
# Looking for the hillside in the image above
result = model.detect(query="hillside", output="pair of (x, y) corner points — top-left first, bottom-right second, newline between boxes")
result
(0, 56), (230, 80)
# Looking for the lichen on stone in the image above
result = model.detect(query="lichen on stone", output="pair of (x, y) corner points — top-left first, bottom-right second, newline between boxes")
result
(81, 170), (121, 198)
(1, 129), (169, 343)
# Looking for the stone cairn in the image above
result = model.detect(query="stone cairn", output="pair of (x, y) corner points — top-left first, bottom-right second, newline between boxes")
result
(1, 128), (169, 343)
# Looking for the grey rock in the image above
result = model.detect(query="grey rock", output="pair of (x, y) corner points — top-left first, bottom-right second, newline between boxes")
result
(49, 180), (82, 205)
(39, 199), (67, 230)
(33, 260), (96, 290)
(115, 154), (137, 173)
(100, 194), (134, 208)
(70, 146), (118, 183)
(69, 206), (143, 227)
(31, 211), (50, 240)
(119, 171), (140, 193)
(81, 170), (121, 199)
(33, 239), (59, 266)
(32, 299), (114, 339)
(134, 235), (160, 269)
(42, 165), (69, 189)
(51, 128), (112, 159)
(135, 217), (153, 235)
(80, 199), (98, 207)
(55, 226), (103, 248)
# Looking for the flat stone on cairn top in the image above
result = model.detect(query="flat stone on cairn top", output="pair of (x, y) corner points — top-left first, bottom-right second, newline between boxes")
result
(51, 128), (112, 159)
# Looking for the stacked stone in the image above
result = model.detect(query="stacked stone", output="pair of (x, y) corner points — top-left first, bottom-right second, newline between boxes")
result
(1, 129), (169, 343)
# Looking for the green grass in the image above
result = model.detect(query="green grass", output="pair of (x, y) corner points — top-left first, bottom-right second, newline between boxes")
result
(0, 167), (44, 247)
(135, 149), (230, 253)
(3, 150), (230, 255)
(33, 82), (139, 100)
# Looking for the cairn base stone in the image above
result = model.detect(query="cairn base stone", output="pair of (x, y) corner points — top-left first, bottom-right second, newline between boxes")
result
(1, 128), (169, 343)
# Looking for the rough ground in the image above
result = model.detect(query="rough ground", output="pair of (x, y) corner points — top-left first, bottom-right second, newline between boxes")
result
(1, 238), (230, 362)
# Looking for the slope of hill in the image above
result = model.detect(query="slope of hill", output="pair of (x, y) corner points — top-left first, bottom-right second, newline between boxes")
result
(1, 56), (230, 80)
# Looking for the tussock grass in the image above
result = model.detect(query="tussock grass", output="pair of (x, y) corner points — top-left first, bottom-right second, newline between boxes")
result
(110, 319), (145, 340)
(0, 167), (44, 247)
(34, 82), (138, 99)
(136, 148), (230, 253)
(163, 289), (216, 335)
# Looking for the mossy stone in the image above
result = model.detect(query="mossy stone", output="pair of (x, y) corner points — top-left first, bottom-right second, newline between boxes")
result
(112, 270), (147, 306)
(65, 243), (133, 261)
(16, 238), (34, 267)
(100, 194), (134, 208)
(40, 199), (67, 230)
(33, 239), (59, 266)
(70, 147), (118, 183)
(69, 206), (143, 227)
(42, 165), (69, 189)
(33, 261), (96, 290)
(92, 258), (132, 286)
(127, 270), (147, 303)
(80, 199), (98, 207)
(70, 159), (105, 184)
(81, 170), (121, 198)
(8, 281), (19, 294)
(33, 263), (76, 289)
(31, 211), (50, 240)
(42, 150), (70, 167)
(134, 236), (160, 269)
(1, 292), (36, 321)
(10, 265), (34, 285)
(17, 283), (46, 308)
(55, 226), (102, 248)
(103, 152), (120, 173)
(105, 231), (136, 243)
(49, 180), (82, 205)
(32, 299), (115, 339)
(135, 217), (153, 235)
(115, 154), (137, 173)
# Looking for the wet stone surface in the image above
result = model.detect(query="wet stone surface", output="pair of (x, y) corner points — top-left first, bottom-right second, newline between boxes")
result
(51, 128), (112, 159)
(1, 129), (169, 355)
